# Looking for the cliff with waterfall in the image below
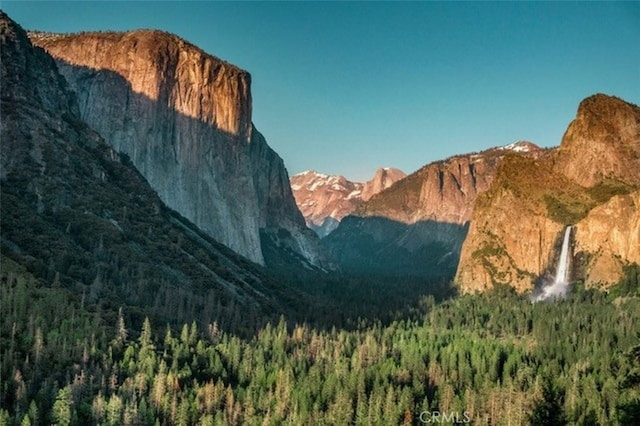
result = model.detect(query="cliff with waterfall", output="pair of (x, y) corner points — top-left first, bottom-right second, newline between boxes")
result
(456, 94), (640, 293)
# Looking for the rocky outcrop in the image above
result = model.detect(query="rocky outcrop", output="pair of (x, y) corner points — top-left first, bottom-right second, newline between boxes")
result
(290, 168), (405, 237)
(361, 167), (407, 201)
(574, 190), (640, 287)
(455, 156), (574, 292)
(324, 142), (542, 277)
(553, 94), (640, 187)
(29, 30), (328, 268)
(456, 94), (640, 293)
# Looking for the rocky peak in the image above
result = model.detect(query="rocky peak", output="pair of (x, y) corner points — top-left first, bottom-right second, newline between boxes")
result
(553, 93), (640, 187)
(456, 94), (640, 293)
(497, 141), (541, 154)
(29, 29), (252, 139)
(0, 13), (77, 118)
(361, 167), (407, 201)
(290, 168), (405, 237)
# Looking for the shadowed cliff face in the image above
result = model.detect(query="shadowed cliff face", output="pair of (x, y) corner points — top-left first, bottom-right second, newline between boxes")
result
(456, 94), (640, 293)
(29, 30), (328, 268)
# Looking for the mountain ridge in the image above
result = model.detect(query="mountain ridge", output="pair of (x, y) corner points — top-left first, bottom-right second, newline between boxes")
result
(0, 11), (303, 329)
(355, 141), (544, 224)
(323, 142), (544, 277)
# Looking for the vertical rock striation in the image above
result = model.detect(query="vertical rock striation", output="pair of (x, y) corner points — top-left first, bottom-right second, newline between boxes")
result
(574, 190), (640, 287)
(30, 30), (327, 267)
(360, 167), (408, 202)
(1, 11), (302, 322)
(355, 142), (543, 225)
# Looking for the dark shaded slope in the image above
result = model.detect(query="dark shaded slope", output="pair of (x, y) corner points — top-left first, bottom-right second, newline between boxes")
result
(324, 143), (541, 279)
(324, 216), (468, 278)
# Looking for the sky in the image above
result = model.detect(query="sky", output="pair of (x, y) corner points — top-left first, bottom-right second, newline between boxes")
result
(3, 2), (639, 182)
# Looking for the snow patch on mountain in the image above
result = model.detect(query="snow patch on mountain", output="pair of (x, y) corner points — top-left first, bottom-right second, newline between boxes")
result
(499, 141), (537, 153)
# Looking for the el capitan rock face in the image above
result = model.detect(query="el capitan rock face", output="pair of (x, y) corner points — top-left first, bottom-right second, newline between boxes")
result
(456, 94), (640, 293)
(290, 168), (405, 237)
(324, 142), (543, 277)
(29, 30), (328, 268)
(1, 12), (301, 324)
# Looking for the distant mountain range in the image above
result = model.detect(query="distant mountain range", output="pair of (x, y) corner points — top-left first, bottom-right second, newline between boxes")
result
(319, 142), (545, 278)
(308, 96), (639, 290)
(290, 167), (405, 237)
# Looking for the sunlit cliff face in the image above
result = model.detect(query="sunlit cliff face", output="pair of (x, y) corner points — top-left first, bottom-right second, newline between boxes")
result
(31, 31), (253, 138)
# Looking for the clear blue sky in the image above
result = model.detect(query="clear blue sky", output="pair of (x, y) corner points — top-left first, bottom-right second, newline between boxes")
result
(3, 2), (639, 181)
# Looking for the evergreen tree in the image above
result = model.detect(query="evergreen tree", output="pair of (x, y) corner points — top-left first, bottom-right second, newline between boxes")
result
(617, 342), (640, 423)
(52, 387), (72, 426)
(528, 376), (567, 426)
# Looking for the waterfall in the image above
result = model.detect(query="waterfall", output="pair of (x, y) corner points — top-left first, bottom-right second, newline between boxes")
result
(534, 226), (572, 301)
(554, 226), (572, 285)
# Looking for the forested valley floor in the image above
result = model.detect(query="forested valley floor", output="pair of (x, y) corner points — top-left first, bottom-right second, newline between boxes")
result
(1, 256), (639, 425)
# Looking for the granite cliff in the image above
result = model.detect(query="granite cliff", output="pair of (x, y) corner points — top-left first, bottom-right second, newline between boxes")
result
(574, 190), (640, 287)
(29, 30), (328, 268)
(1, 12), (302, 327)
(290, 167), (405, 237)
(456, 94), (640, 293)
(361, 167), (408, 202)
(324, 142), (542, 277)
(552, 94), (640, 188)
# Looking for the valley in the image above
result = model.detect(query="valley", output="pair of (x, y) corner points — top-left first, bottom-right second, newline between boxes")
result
(1, 8), (639, 425)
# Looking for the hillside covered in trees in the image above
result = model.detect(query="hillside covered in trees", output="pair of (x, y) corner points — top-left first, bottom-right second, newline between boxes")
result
(2, 257), (639, 424)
